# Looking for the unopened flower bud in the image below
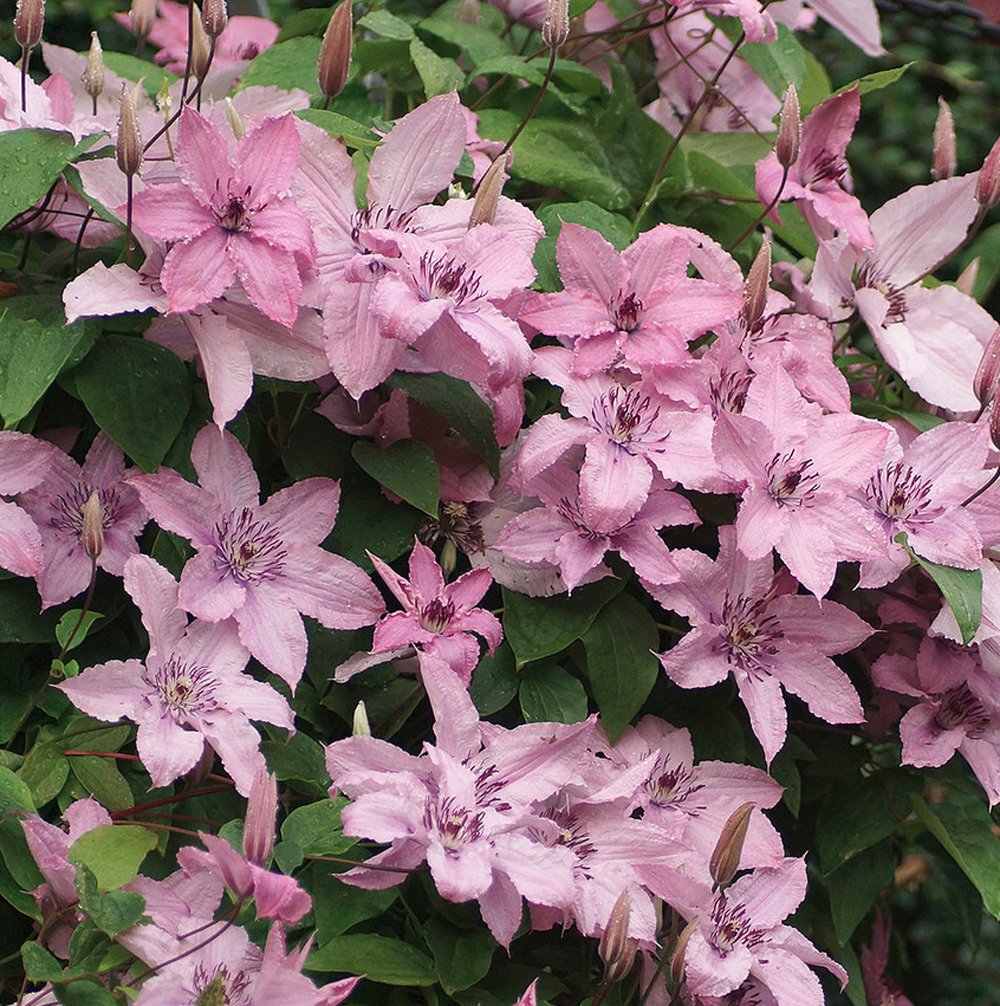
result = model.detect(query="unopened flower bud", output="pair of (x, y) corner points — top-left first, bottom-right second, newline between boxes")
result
(990, 396), (1000, 452)
(80, 491), (104, 560)
(318, 0), (353, 102)
(541, 0), (569, 50)
(456, 0), (480, 24)
(202, 0), (228, 39)
(352, 700), (371, 737)
(82, 32), (105, 104)
(976, 136), (1000, 211)
(184, 742), (215, 785)
(130, 0), (157, 43)
(956, 257), (979, 297)
(14, 0), (45, 51)
(709, 801), (755, 889)
(669, 917), (698, 988)
(190, 6), (212, 80)
(224, 97), (246, 140)
(975, 326), (1000, 409)
(599, 889), (636, 982)
(243, 768), (278, 865)
(116, 82), (144, 177)
(775, 83), (800, 169)
(469, 156), (506, 229)
(742, 238), (770, 329)
(931, 97), (956, 181)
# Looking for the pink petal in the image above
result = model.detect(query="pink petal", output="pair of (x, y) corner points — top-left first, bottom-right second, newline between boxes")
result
(227, 237), (301, 330)
(257, 478), (341, 546)
(63, 263), (168, 323)
(0, 431), (58, 494)
(123, 554), (186, 653)
(771, 644), (864, 726)
(735, 670), (788, 765)
(556, 223), (627, 306)
(131, 183), (216, 242)
(200, 712), (269, 797)
(407, 539), (446, 599)
(249, 197), (315, 260)
(235, 584), (308, 689)
(579, 439), (653, 534)
(183, 310), (254, 428)
(161, 229), (237, 315)
(191, 425), (261, 512)
(177, 107), (233, 207)
(178, 548), (246, 621)
(136, 711), (207, 787)
(58, 659), (147, 723)
(233, 114), (301, 205)
(279, 544), (386, 629)
(129, 468), (219, 549)
(0, 500), (43, 577)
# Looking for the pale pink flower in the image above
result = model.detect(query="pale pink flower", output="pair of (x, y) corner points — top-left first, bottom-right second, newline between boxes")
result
(130, 425), (384, 689)
(18, 434), (148, 610)
(652, 526), (871, 764)
(58, 554), (293, 796)
(0, 431), (58, 578)
(132, 108), (315, 328)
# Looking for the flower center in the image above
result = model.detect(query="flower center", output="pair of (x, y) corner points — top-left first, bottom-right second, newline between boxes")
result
(151, 658), (219, 720)
(417, 252), (483, 305)
(213, 180), (257, 233)
(856, 263), (907, 323)
(865, 462), (944, 524)
(214, 507), (287, 583)
(419, 597), (455, 633)
(52, 483), (121, 538)
(721, 594), (783, 677)
(612, 290), (643, 332)
(646, 757), (702, 809)
(801, 150), (847, 191)
(192, 964), (251, 1006)
(349, 204), (413, 252)
(590, 386), (667, 449)
(765, 449), (819, 507)
(710, 894), (765, 956)
(424, 796), (484, 851)
(934, 684), (990, 736)
(709, 367), (753, 417)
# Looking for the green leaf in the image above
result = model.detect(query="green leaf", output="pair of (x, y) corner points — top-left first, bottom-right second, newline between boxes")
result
(853, 399), (945, 433)
(275, 6), (332, 40)
(68, 825), (157, 890)
(263, 730), (332, 795)
(0, 298), (95, 426)
(76, 866), (147, 938)
(351, 439), (440, 516)
(418, 18), (510, 64)
(738, 24), (805, 97)
(70, 755), (134, 812)
(581, 594), (659, 741)
(385, 372), (500, 477)
(0, 130), (82, 229)
(836, 63), (914, 97)
(0, 655), (48, 746)
(55, 611), (104, 653)
(296, 108), (378, 150)
(519, 664), (589, 724)
(280, 797), (358, 858)
(913, 790), (1000, 918)
(358, 9), (416, 40)
(102, 52), (176, 96)
(900, 537), (982, 645)
(237, 36), (322, 93)
(470, 642), (518, 715)
(827, 841), (896, 943)
(22, 940), (63, 982)
(502, 578), (625, 666)
(308, 934), (437, 985)
(411, 38), (465, 97)
(0, 579), (58, 642)
(425, 916), (498, 995)
(19, 742), (70, 810)
(310, 865), (398, 940)
(54, 980), (117, 1006)
(72, 335), (191, 472)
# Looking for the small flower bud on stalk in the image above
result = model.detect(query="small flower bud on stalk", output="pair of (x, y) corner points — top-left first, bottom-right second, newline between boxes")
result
(80, 492), (104, 561)
(709, 801), (755, 889)
(116, 82), (143, 264)
(775, 83), (800, 169)
(989, 398), (1000, 454)
(931, 97), (957, 181)
(82, 32), (105, 116)
(973, 325), (1000, 411)
(469, 156), (506, 229)
(541, 0), (570, 51)
(742, 238), (771, 330)
(190, 6), (213, 89)
(14, 0), (45, 113)
(669, 917), (698, 989)
(130, 0), (157, 52)
(202, 0), (228, 39)
(318, 0), (353, 108)
(353, 700), (371, 737)
(976, 136), (1000, 212)
(599, 890), (637, 984)
(243, 768), (278, 865)
(224, 97), (246, 140)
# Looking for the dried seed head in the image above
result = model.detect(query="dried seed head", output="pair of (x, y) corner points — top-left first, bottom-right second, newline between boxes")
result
(469, 156), (507, 229)
(931, 97), (957, 181)
(977, 136), (1000, 211)
(974, 325), (1000, 409)
(116, 82), (144, 177)
(353, 700), (371, 737)
(541, 0), (569, 50)
(775, 83), (800, 169)
(80, 491), (104, 560)
(14, 0), (45, 51)
(202, 0), (228, 39)
(709, 801), (755, 889)
(318, 0), (353, 101)
(224, 97), (246, 140)
(82, 31), (105, 103)
(130, 0), (157, 43)
(190, 5), (213, 80)
(742, 237), (771, 330)
(243, 768), (278, 865)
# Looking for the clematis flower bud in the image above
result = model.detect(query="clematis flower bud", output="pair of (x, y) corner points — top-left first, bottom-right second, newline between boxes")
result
(243, 768), (278, 865)
(80, 492), (104, 561)
(190, 5), (213, 80)
(976, 326), (1000, 409)
(709, 801), (755, 889)
(669, 917), (698, 988)
(742, 238), (771, 330)
(541, 0), (569, 50)
(931, 97), (957, 181)
(116, 83), (144, 177)
(352, 700), (371, 737)
(14, 0), (45, 51)
(956, 257), (979, 296)
(318, 0), (353, 103)
(599, 890), (637, 983)
(775, 83), (800, 169)
(82, 32), (105, 108)
(976, 136), (1000, 211)
(224, 97), (246, 140)
(469, 156), (506, 228)
(130, 0), (157, 44)
(202, 0), (228, 39)
(990, 396), (1000, 453)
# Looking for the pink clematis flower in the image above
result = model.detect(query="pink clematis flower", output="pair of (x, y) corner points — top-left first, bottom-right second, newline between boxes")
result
(0, 431), (58, 578)
(756, 88), (874, 250)
(336, 538), (501, 685)
(18, 433), (149, 610)
(58, 554), (294, 796)
(652, 526), (872, 764)
(520, 223), (742, 377)
(130, 425), (384, 689)
(132, 108), (315, 329)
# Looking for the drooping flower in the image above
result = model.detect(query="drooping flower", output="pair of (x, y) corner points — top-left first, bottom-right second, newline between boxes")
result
(652, 526), (872, 764)
(17, 433), (148, 609)
(130, 425), (385, 689)
(58, 554), (294, 796)
(131, 108), (315, 328)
